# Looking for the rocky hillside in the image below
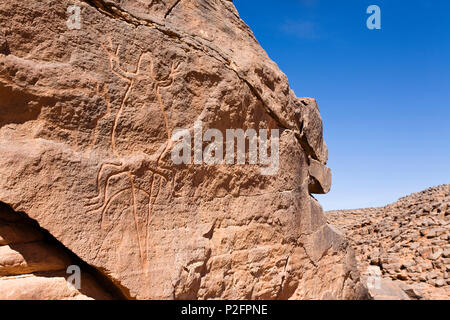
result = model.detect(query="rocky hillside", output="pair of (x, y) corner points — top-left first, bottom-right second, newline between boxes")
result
(327, 185), (450, 300)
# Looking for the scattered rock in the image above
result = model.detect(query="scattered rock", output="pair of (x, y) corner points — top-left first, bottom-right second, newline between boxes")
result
(327, 185), (450, 300)
(431, 250), (443, 261)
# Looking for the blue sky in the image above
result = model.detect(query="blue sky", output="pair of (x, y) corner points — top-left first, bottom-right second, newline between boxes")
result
(234, 0), (450, 210)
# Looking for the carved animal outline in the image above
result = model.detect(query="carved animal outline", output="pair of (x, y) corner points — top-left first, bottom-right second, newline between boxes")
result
(85, 37), (181, 272)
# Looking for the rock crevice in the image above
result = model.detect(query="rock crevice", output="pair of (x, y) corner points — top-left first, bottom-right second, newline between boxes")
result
(0, 202), (124, 299)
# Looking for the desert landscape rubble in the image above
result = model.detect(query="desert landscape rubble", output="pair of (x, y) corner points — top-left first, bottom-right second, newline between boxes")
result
(327, 185), (450, 300)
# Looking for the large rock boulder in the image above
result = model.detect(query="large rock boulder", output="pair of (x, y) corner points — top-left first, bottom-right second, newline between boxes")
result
(0, 0), (367, 299)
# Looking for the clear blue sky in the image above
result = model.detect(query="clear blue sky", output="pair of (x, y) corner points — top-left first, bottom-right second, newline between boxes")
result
(234, 0), (450, 210)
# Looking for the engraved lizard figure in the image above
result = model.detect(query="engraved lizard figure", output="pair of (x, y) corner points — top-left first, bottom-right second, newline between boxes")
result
(85, 38), (180, 271)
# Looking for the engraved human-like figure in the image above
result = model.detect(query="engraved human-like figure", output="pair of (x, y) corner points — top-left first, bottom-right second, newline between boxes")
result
(85, 39), (181, 269)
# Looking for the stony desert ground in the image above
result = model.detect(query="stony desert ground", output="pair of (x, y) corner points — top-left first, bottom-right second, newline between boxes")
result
(327, 185), (450, 300)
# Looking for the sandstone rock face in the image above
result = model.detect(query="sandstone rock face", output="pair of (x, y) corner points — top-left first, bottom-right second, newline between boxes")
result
(327, 185), (450, 300)
(0, 203), (116, 299)
(0, 0), (366, 299)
